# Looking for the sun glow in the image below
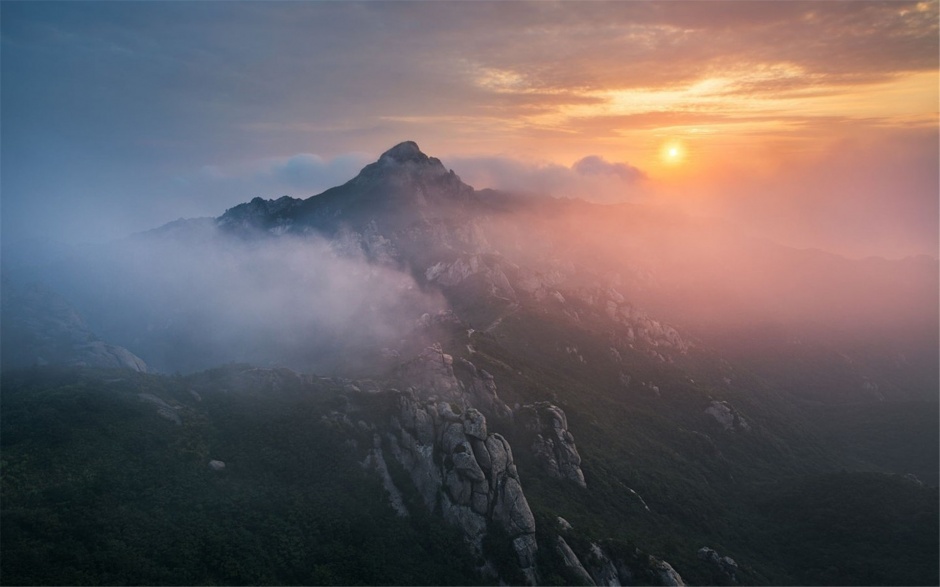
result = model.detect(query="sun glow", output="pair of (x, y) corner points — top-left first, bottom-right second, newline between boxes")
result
(660, 140), (686, 165)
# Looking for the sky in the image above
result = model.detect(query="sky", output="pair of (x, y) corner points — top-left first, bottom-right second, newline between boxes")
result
(1, 1), (937, 258)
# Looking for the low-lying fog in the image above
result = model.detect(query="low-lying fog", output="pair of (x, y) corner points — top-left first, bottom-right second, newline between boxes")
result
(2, 221), (445, 374)
(2, 181), (936, 387)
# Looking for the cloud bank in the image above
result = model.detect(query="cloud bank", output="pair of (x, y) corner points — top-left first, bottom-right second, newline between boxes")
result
(449, 154), (648, 203)
(27, 225), (445, 374)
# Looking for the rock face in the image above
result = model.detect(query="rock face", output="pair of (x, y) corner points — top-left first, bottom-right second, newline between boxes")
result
(577, 285), (690, 355)
(453, 358), (512, 420)
(518, 402), (587, 487)
(359, 344), (540, 583)
(396, 344), (462, 402)
(426, 254), (517, 300)
(554, 539), (687, 587)
(585, 542), (622, 586)
(555, 536), (596, 585)
(698, 547), (739, 584)
(649, 555), (686, 586)
(704, 400), (750, 432)
(387, 389), (538, 583)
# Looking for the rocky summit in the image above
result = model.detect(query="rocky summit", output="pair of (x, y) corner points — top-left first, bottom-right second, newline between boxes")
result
(378, 140), (443, 167)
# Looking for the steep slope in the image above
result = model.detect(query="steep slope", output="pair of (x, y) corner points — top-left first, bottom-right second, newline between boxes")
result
(217, 141), (505, 275)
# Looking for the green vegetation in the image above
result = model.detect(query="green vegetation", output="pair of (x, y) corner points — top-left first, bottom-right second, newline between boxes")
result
(2, 350), (937, 585)
(0, 367), (481, 586)
(432, 309), (939, 586)
(756, 472), (939, 586)
(806, 401), (940, 486)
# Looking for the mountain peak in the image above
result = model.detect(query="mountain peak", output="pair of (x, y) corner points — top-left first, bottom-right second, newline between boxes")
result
(356, 140), (452, 181)
(380, 141), (427, 164)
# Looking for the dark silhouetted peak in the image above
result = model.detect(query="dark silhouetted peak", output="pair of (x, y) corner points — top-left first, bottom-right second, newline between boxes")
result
(352, 140), (459, 188)
(380, 141), (429, 165)
(217, 141), (478, 237)
(367, 140), (448, 175)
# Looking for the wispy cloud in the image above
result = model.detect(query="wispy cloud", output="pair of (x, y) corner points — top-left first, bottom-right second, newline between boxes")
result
(449, 154), (647, 203)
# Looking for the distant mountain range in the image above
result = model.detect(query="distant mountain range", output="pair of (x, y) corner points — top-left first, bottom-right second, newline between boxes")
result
(2, 141), (937, 586)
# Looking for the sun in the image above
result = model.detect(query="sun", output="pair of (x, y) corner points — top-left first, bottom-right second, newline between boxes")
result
(660, 140), (686, 165)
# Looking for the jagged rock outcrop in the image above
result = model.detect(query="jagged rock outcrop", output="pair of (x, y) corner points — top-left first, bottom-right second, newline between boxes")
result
(704, 400), (750, 432)
(453, 357), (513, 419)
(425, 254), (517, 300)
(518, 402), (587, 487)
(362, 344), (541, 582)
(555, 536), (596, 585)
(576, 285), (690, 358)
(698, 547), (739, 584)
(553, 537), (688, 587)
(395, 344), (512, 421)
(649, 555), (686, 586)
(585, 542), (622, 586)
(327, 220), (400, 265)
(515, 266), (567, 302)
(387, 389), (538, 583)
(396, 344), (462, 402)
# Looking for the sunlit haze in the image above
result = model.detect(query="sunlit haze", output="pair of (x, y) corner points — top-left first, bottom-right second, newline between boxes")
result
(2, 1), (937, 258)
(2, 5), (939, 584)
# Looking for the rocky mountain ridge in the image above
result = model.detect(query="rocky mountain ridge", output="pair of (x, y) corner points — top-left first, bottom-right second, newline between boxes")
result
(2, 141), (936, 586)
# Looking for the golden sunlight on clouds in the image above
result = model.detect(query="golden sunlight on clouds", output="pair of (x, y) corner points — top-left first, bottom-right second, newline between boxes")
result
(489, 62), (937, 180)
(475, 67), (530, 93)
(542, 67), (937, 129)
(788, 70), (939, 121)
